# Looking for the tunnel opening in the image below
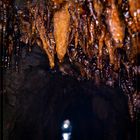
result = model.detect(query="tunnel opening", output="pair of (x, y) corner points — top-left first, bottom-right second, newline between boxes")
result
(1, 0), (140, 140)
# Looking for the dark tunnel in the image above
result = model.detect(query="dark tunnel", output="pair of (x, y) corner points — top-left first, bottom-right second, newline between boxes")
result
(3, 43), (135, 140)
(1, 0), (140, 140)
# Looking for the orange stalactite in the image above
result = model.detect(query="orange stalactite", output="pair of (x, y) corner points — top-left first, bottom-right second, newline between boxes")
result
(53, 2), (71, 62)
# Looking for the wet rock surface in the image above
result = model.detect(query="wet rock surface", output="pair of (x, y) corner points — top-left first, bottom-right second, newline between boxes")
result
(3, 44), (138, 140)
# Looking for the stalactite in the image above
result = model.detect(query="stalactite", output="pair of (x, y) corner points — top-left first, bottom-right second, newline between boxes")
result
(2, 0), (140, 121)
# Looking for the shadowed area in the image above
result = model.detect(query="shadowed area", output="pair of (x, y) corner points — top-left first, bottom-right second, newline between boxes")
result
(3, 43), (135, 140)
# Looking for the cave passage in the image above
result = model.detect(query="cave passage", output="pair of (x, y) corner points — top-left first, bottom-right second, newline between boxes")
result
(1, 0), (140, 140)
(3, 42), (137, 140)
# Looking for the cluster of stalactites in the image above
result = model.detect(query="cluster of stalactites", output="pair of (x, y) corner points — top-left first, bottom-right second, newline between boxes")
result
(1, 0), (140, 120)
(1, 0), (20, 71)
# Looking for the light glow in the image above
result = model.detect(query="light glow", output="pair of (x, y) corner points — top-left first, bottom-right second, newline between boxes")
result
(62, 133), (70, 140)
